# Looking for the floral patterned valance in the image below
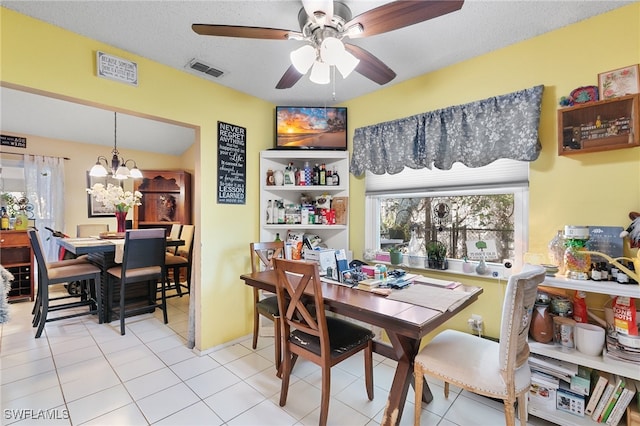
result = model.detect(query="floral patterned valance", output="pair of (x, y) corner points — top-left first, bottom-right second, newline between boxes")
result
(350, 85), (544, 176)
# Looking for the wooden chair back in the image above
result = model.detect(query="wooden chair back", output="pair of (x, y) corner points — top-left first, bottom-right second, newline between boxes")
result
(250, 241), (284, 273)
(176, 225), (194, 260)
(273, 258), (328, 355)
(167, 224), (182, 254)
(120, 229), (166, 280)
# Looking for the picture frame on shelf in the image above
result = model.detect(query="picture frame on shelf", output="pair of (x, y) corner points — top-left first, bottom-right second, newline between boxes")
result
(598, 64), (640, 100)
(86, 172), (122, 217)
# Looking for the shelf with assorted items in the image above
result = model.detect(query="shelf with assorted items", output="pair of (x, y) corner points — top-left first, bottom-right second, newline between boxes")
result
(528, 275), (640, 426)
(260, 150), (349, 251)
(558, 93), (639, 156)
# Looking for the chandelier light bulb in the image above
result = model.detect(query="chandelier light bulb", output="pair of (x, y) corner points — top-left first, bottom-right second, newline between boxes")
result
(320, 37), (344, 66)
(290, 45), (316, 74)
(309, 60), (330, 84)
(89, 162), (108, 177)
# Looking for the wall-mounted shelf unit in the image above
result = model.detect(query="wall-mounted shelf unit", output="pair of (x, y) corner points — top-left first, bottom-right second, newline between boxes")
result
(528, 275), (640, 425)
(558, 93), (639, 155)
(259, 150), (349, 250)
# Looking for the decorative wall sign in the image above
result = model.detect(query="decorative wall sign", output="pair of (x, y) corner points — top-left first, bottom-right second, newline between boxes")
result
(96, 51), (138, 86)
(1, 134), (26, 148)
(598, 64), (640, 99)
(217, 121), (246, 205)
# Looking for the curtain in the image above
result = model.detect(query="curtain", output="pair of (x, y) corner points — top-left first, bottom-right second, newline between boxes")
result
(350, 85), (544, 176)
(24, 155), (65, 261)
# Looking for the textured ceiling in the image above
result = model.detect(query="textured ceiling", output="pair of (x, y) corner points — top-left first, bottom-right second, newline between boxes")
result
(0, 0), (632, 155)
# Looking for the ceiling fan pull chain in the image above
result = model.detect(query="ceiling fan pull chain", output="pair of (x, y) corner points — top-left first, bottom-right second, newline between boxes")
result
(331, 66), (336, 101)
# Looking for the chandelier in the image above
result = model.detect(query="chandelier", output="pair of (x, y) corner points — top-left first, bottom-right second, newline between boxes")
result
(288, 1), (361, 84)
(89, 112), (142, 180)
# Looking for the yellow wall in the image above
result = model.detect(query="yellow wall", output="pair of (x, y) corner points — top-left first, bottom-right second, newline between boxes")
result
(1, 8), (274, 351)
(343, 3), (640, 338)
(2, 4), (639, 346)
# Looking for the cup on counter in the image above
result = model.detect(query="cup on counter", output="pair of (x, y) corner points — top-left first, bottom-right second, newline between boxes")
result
(574, 323), (605, 357)
(553, 316), (576, 350)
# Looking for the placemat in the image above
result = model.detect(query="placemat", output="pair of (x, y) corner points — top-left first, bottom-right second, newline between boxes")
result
(386, 284), (472, 312)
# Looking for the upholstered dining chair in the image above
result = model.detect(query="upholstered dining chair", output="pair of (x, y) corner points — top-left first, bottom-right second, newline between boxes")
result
(76, 223), (109, 238)
(413, 264), (546, 426)
(273, 258), (374, 426)
(106, 228), (167, 335)
(249, 241), (284, 370)
(163, 224), (193, 298)
(166, 223), (182, 255)
(28, 229), (103, 338)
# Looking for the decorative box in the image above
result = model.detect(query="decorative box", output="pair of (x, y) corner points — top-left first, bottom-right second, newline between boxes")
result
(557, 382), (585, 416)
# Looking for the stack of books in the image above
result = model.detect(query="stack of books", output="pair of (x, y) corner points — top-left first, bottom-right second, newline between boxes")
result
(605, 334), (640, 364)
(587, 374), (638, 426)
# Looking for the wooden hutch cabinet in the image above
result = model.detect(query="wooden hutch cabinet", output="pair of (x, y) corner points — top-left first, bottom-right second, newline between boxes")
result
(133, 170), (192, 232)
(0, 230), (34, 301)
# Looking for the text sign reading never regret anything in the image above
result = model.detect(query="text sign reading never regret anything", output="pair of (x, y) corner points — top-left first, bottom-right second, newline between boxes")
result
(217, 121), (246, 205)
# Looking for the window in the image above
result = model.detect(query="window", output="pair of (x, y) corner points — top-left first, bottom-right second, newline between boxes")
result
(364, 160), (529, 271)
(0, 157), (26, 218)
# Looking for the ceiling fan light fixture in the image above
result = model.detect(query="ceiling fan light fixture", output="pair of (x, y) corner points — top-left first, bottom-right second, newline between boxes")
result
(290, 44), (316, 73)
(335, 50), (359, 78)
(344, 23), (364, 38)
(309, 60), (330, 84)
(303, 0), (333, 23)
(320, 37), (344, 65)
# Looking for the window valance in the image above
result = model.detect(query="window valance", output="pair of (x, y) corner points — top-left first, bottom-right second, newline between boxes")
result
(350, 85), (544, 176)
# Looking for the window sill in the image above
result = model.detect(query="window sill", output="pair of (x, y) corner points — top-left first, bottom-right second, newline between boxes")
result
(374, 256), (513, 281)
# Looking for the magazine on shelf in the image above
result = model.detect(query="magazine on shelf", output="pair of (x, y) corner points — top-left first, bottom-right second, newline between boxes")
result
(592, 379), (616, 422)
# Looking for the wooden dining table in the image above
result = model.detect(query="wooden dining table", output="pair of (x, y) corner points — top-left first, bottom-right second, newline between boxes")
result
(240, 270), (483, 426)
(57, 235), (184, 322)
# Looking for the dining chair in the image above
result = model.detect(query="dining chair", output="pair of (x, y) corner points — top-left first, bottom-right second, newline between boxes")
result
(249, 241), (284, 370)
(76, 223), (109, 238)
(27, 229), (103, 338)
(166, 223), (182, 255)
(106, 228), (167, 335)
(413, 264), (546, 426)
(273, 258), (374, 426)
(163, 224), (193, 298)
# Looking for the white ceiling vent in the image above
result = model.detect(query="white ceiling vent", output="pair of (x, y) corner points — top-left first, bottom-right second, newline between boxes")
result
(187, 59), (224, 78)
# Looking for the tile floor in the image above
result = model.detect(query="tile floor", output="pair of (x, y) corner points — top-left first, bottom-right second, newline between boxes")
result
(1, 286), (557, 426)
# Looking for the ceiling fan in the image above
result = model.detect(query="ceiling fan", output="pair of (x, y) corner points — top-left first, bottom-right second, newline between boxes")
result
(192, 0), (464, 89)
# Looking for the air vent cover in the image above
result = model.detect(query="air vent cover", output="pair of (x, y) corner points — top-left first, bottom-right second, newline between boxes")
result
(187, 59), (224, 78)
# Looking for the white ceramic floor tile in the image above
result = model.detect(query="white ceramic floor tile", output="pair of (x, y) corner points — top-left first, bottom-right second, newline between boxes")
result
(0, 345), (52, 369)
(146, 334), (187, 354)
(184, 365), (241, 399)
(244, 366), (296, 399)
(124, 367), (182, 401)
(51, 344), (103, 369)
(81, 402), (148, 425)
(299, 397), (371, 426)
(1, 370), (59, 404)
(170, 354), (220, 381)
(303, 364), (359, 396)
(223, 352), (273, 380)
(60, 367), (122, 402)
(203, 381), (267, 422)
(1, 357), (56, 384)
(155, 343), (196, 365)
(111, 353), (166, 381)
(208, 343), (253, 365)
(334, 378), (388, 418)
(2, 384), (66, 414)
(442, 392), (508, 426)
(65, 384), (133, 425)
(226, 399), (298, 426)
(136, 382), (200, 424)
(267, 378), (322, 421)
(48, 335), (96, 356)
(154, 401), (224, 426)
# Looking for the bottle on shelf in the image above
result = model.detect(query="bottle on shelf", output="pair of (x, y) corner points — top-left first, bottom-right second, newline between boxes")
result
(266, 200), (273, 224)
(1, 208), (9, 230)
(313, 163), (320, 186)
(563, 225), (591, 280)
(266, 169), (274, 186)
(547, 230), (565, 275)
(326, 168), (333, 186)
(274, 233), (281, 242)
(303, 161), (311, 186)
(277, 200), (285, 224)
(319, 163), (326, 185)
(332, 166), (340, 186)
(284, 162), (295, 186)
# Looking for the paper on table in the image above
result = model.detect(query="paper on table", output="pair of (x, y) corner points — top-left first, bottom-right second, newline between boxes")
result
(386, 284), (472, 312)
(112, 239), (125, 263)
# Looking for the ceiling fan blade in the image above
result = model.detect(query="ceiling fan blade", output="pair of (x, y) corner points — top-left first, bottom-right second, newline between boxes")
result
(192, 24), (301, 40)
(276, 65), (305, 89)
(344, 44), (396, 85)
(345, 0), (464, 39)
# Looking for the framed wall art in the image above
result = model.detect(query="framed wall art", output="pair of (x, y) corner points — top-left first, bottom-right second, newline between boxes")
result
(86, 172), (122, 217)
(598, 64), (640, 99)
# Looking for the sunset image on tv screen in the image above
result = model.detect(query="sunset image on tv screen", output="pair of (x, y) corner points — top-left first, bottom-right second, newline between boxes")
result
(276, 107), (346, 149)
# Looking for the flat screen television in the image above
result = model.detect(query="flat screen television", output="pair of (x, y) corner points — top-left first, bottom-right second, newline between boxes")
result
(275, 106), (347, 150)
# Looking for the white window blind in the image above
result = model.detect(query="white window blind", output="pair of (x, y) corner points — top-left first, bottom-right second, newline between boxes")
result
(0, 158), (26, 192)
(365, 159), (529, 195)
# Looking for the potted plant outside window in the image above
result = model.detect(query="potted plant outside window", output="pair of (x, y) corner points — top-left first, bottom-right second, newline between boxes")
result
(426, 240), (447, 270)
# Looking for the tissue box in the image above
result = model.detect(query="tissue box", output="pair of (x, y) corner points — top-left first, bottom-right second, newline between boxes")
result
(304, 249), (337, 278)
